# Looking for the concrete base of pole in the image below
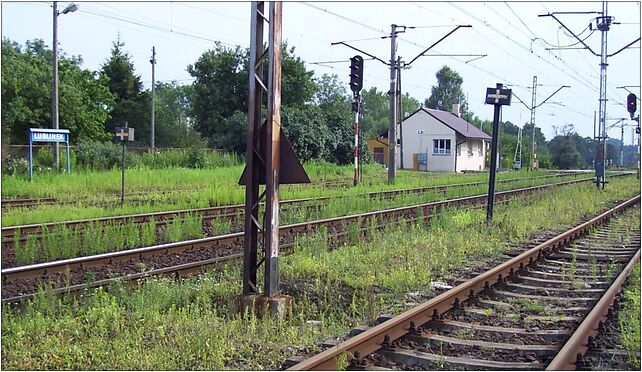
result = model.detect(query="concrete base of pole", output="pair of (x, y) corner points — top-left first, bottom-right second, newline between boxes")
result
(233, 294), (292, 318)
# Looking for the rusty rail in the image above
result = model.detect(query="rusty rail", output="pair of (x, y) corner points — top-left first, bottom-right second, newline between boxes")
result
(287, 194), (641, 370)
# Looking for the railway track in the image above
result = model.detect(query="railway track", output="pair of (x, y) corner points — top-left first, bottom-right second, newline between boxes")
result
(285, 195), (641, 371)
(0, 177), (600, 303)
(1, 174), (584, 247)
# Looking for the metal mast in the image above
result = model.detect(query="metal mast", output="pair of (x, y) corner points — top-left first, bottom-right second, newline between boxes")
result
(596, 2), (610, 188)
(150, 46), (156, 151)
(243, 1), (283, 296)
(52, 1), (60, 170)
(529, 76), (538, 170)
(514, 127), (523, 169)
(387, 24), (399, 184)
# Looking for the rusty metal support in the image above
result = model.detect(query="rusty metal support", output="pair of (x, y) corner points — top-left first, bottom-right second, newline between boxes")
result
(242, 1), (265, 295)
(263, 1), (283, 296)
(242, 1), (285, 296)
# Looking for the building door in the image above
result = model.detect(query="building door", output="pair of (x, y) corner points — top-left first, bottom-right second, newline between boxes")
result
(373, 147), (384, 164)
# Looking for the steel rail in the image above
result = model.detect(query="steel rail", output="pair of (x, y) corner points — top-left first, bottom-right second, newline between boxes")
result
(546, 248), (641, 370)
(1, 178), (595, 282)
(1, 173), (576, 240)
(287, 194), (641, 371)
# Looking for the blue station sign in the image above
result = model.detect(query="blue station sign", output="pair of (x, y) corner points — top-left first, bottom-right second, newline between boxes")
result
(28, 128), (71, 180)
(29, 128), (70, 143)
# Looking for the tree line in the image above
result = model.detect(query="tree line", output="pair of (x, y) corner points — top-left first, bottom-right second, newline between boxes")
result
(2, 36), (629, 169)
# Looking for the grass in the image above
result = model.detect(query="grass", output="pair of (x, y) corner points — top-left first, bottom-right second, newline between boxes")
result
(9, 172), (603, 265)
(1, 174), (639, 370)
(619, 263), (641, 369)
(2, 165), (576, 226)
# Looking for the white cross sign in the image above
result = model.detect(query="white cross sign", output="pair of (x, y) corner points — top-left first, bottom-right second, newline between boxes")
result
(485, 87), (512, 106)
(115, 127), (134, 142)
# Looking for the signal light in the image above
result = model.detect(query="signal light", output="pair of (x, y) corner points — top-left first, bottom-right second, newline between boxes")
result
(627, 93), (637, 118)
(349, 55), (364, 93)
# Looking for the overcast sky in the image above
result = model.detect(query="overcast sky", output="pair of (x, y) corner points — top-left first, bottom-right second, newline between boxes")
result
(2, 1), (640, 144)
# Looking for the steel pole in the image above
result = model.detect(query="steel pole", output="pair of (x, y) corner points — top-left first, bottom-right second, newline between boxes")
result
(52, 2), (60, 171)
(597, 1), (609, 188)
(353, 97), (360, 187)
(487, 84), (503, 221)
(398, 57), (404, 170)
(242, 1), (264, 295)
(263, 1), (283, 297)
(121, 140), (125, 206)
(150, 46), (156, 151)
(387, 24), (398, 184)
(529, 76), (537, 171)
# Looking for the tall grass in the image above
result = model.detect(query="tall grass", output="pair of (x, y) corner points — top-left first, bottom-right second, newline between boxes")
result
(9, 173), (611, 265)
(2, 165), (569, 226)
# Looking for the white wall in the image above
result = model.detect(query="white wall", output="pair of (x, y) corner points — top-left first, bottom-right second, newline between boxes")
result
(455, 138), (487, 172)
(401, 110), (456, 172)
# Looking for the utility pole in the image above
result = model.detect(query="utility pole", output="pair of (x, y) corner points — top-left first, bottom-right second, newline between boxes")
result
(529, 76), (538, 170)
(388, 24), (400, 184)
(514, 127), (523, 170)
(596, 2), (610, 189)
(540, 2), (640, 187)
(150, 46), (156, 151)
(397, 57), (404, 170)
(51, 2), (78, 171)
(512, 77), (569, 172)
(52, 1), (60, 171)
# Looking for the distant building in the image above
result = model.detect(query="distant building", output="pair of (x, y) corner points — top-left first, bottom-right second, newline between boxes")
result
(401, 104), (491, 172)
(366, 129), (389, 165)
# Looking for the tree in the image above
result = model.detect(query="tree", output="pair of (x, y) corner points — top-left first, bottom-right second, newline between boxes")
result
(187, 42), (248, 144)
(2, 38), (114, 144)
(153, 82), (202, 148)
(549, 134), (581, 169)
(282, 105), (331, 162)
(281, 43), (316, 107)
(100, 37), (150, 145)
(360, 87), (389, 138)
(425, 66), (468, 114)
(313, 74), (355, 164)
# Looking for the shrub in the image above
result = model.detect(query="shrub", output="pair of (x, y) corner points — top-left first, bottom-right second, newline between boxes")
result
(3, 155), (29, 176)
(184, 147), (208, 168)
(76, 140), (139, 170)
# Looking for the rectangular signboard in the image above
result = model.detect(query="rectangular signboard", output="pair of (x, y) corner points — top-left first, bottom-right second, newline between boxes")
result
(29, 129), (70, 143)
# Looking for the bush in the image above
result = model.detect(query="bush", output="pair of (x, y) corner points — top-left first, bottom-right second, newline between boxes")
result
(35, 146), (54, 168)
(3, 155), (29, 176)
(184, 147), (208, 168)
(76, 140), (138, 170)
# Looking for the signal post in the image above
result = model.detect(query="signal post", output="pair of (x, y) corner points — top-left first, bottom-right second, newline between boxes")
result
(350, 55), (364, 186)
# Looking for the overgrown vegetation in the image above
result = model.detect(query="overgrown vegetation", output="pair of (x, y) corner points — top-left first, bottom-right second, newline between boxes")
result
(9, 172), (591, 265)
(619, 263), (641, 369)
(2, 166), (574, 226)
(2, 176), (639, 370)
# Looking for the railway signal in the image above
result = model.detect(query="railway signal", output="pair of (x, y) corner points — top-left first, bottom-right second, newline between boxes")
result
(349, 55), (364, 187)
(627, 93), (637, 119)
(349, 55), (363, 94)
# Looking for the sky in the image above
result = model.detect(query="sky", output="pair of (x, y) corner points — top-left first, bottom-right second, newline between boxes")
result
(2, 1), (641, 144)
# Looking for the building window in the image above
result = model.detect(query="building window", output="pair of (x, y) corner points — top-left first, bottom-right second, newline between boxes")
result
(433, 139), (451, 155)
(478, 141), (483, 156)
(467, 142), (473, 156)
